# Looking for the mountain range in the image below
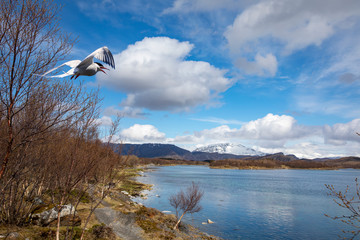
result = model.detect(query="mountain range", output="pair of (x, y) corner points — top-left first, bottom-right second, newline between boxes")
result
(194, 143), (265, 156)
(113, 143), (302, 161)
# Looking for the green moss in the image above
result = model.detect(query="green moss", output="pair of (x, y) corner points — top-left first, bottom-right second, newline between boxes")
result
(119, 180), (147, 196)
(69, 190), (92, 203)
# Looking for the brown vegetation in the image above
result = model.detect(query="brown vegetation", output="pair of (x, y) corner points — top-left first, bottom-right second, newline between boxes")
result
(0, 1), (128, 239)
(209, 158), (327, 169)
(209, 157), (360, 169)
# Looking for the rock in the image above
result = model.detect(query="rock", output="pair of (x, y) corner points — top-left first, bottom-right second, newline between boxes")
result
(121, 190), (129, 195)
(6, 232), (20, 239)
(161, 210), (171, 213)
(94, 207), (144, 240)
(207, 219), (214, 224)
(155, 194), (160, 197)
(32, 204), (77, 226)
(202, 222), (207, 225)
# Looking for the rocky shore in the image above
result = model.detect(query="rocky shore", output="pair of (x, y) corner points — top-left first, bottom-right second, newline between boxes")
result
(0, 167), (222, 240)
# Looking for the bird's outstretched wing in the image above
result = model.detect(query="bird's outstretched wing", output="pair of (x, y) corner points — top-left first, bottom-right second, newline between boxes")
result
(44, 68), (76, 78)
(36, 60), (81, 78)
(78, 46), (115, 69)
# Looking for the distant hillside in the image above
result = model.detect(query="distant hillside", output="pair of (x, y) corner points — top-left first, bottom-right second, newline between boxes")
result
(115, 143), (190, 159)
(242, 152), (299, 162)
(112, 143), (299, 161)
(111, 143), (360, 169)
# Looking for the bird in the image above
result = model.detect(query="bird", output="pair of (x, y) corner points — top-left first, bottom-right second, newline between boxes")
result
(37, 46), (115, 79)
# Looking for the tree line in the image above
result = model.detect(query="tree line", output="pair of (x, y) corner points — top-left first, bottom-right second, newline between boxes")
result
(0, 1), (126, 239)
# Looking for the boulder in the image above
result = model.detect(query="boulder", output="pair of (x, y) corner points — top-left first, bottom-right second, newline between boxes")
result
(32, 204), (77, 226)
(207, 219), (214, 224)
(5, 232), (20, 239)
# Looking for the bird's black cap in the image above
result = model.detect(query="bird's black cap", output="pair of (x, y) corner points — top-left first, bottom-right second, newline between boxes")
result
(95, 62), (104, 67)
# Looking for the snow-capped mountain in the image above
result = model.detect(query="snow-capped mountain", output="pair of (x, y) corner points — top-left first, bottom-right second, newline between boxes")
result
(193, 143), (265, 156)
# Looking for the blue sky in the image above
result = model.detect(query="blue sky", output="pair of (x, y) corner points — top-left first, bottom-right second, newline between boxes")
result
(55, 0), (360, 158)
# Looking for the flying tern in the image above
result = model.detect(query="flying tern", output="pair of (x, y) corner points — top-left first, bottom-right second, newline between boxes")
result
(37, 46), (115, 79)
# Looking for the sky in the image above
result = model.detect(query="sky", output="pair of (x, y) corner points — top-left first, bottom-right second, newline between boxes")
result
(54, 0), (360, 159)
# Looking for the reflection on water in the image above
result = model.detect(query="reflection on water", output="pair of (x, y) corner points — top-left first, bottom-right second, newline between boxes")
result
(135, 165), (360, 240)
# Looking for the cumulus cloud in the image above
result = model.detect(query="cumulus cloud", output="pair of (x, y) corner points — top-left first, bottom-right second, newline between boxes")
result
(174, 114), (317, 148)
(97, 37), (232, 112)
(235, 113), (316, 140)
(121, 124), (166, 142)
(323, 119), (360, 145)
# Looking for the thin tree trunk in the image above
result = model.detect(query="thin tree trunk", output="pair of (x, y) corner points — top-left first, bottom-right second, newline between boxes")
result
(0, 103), (14, 179)
(56, 203), (63, 240)
(173, 211), (187, 230)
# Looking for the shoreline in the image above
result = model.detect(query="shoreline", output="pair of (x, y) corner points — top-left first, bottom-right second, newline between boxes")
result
(209, 165), (340, 170)
(133, 165), (223, 240)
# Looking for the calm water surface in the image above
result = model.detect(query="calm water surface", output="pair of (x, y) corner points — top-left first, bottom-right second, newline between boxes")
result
(135, 165), (360, 240)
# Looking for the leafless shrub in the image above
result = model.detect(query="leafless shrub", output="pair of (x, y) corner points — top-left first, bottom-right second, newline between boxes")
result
(169, 182), (204, 230)
(325, 178), (360, 239)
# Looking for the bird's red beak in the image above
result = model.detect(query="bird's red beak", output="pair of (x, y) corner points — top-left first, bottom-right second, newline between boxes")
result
(100, 66), (109, 71)
(100, 68), (107, 74)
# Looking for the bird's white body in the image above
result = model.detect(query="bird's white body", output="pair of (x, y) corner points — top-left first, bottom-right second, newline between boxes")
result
(38, 46), (115, 78)
(74, 63), (98, 76)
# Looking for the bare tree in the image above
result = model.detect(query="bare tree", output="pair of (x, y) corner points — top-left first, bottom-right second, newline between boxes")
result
(0, 0), (74, 179)
(169, 182), (204, 230)
(79, 114), (123, 240)
(325, 178), (360, 240)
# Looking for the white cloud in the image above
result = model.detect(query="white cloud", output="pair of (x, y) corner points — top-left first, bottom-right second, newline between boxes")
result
(236, 113), (315, 140)
(323, 119), (360, 145)
(225, 0), (360, 54)
(175, 114), (317, 148)
(97, 37), (232, 111)
(225, 0), (360, 76)
(95, 116), (113, 127)
(121, 124), (166, 142)
(257, 139), (360, 159)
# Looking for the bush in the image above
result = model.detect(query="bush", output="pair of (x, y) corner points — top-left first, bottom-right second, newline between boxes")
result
(90, 224), (116, 240)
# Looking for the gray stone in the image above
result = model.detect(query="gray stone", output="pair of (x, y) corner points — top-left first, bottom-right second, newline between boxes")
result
(6, 232), (20, 239)
(32, 204), (76, 226)
(95, 207), (144, 240)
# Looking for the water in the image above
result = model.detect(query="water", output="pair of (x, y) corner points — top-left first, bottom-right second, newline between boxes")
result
(135, 165), (360, 240)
